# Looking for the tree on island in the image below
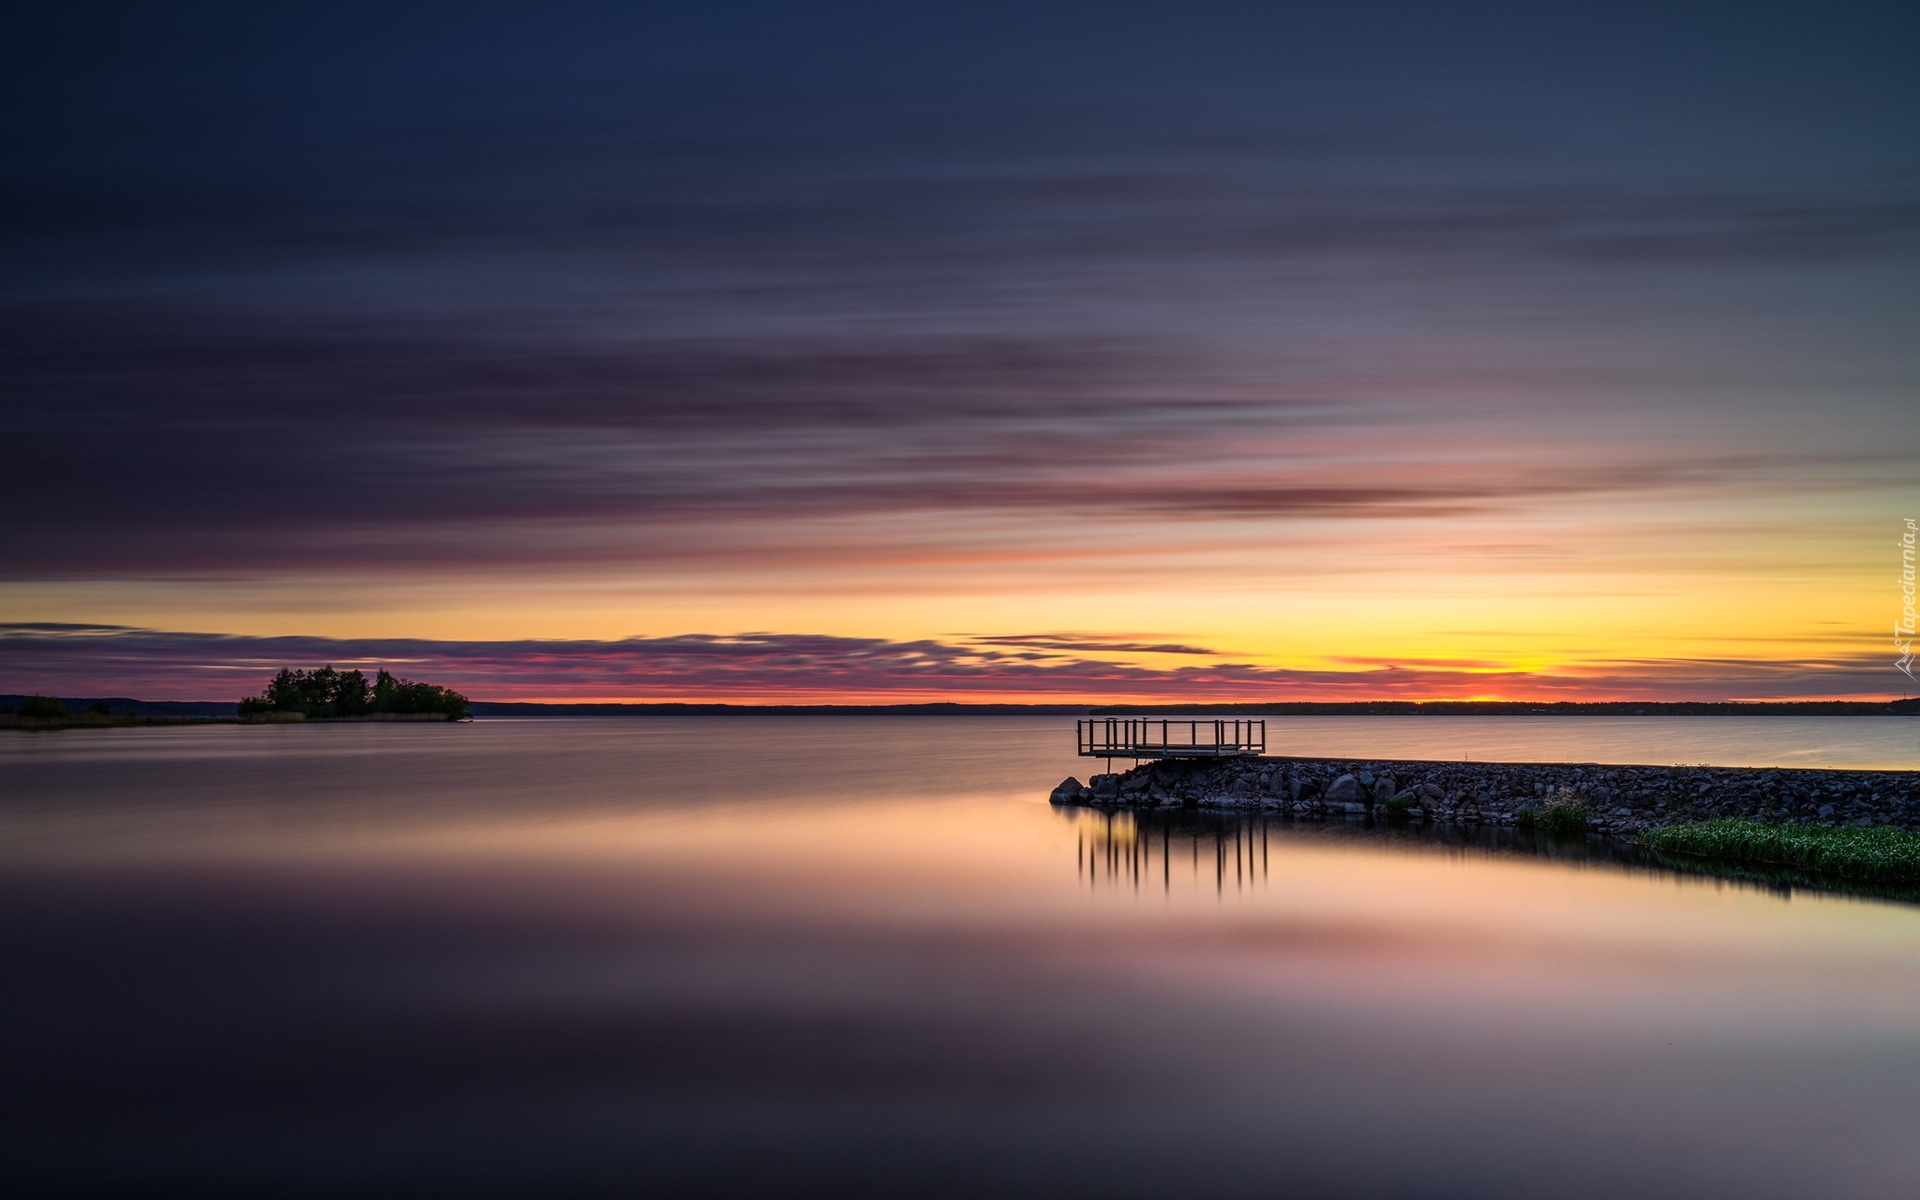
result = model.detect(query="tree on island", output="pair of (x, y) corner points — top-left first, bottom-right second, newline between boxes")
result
(239, 667), (469, 720)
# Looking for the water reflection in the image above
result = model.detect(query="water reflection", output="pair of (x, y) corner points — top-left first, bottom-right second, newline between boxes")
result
(1074, 807), (1273, 895)
(7, 719), (1920, 1197)
(1065, 805), (1920, 908)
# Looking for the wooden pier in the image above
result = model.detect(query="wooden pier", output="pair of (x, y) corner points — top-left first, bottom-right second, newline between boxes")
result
(1078, 717), (1265, 766)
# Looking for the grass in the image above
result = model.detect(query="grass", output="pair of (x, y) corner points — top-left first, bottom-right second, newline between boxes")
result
(1515, 790), (1592, 836)
(1640, 818), (1920, 885)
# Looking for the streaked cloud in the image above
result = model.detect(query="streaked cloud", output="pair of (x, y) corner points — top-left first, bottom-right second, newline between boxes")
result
(5, 301), (1899, 578)
(968, 634), (1222, 656)
(1, 4), (1915, 699)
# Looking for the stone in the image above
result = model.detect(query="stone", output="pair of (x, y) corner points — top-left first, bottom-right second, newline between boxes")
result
(1048, 757), (1920, 832)
(1325, 774), (1364, 803)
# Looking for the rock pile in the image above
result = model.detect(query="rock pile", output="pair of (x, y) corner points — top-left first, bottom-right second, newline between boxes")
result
(1048, 756), (1920, 834)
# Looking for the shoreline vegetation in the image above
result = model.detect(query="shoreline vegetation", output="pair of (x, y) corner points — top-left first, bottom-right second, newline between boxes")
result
(1640, 819), (1920, 887)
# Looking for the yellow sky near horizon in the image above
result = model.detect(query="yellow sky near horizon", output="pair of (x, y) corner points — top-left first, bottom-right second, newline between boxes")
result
(7, 474), (1907, 702)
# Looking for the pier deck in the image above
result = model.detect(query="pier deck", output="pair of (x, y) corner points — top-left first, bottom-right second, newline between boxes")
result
(1078, 717), (1265, 764)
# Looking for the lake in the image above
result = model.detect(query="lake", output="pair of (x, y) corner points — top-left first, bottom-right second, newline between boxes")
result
(4, 715), (1919, 1196)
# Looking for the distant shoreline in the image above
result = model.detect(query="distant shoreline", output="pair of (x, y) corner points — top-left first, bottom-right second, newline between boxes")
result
(0, 712), (459, 731)
(5, 695), (1917, 722)
(473, 699), (1920, 716)
(1088, 699), (1920, 716)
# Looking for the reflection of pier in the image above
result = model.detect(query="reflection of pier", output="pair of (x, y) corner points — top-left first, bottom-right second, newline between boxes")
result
(1078, 717), (1264, 771)
(1067, 806), (1893, 906)
(1075, 808), (1272, 896)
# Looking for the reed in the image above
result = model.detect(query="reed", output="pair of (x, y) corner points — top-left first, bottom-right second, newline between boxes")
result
(1641, 819), (1920, 884)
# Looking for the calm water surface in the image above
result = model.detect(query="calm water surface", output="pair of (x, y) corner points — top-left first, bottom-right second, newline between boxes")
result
(3, 716), (1919, 1196)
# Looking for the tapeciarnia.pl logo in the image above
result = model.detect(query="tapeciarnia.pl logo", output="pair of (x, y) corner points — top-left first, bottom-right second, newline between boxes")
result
(1899, 518), (1917, 681)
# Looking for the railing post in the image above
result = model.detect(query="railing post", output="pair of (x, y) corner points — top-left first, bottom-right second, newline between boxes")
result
(1075, 713), (1266, 760)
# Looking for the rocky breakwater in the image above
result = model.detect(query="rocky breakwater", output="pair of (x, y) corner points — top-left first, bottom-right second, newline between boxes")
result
(1048, 757), (1920, 835)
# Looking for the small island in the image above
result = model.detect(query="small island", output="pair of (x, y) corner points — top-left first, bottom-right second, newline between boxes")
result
(239, 666), (469, 721)
(2, 666), (469, 728)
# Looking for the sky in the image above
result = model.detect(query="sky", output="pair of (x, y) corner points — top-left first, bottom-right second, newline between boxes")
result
(3, 2), (1917, 703)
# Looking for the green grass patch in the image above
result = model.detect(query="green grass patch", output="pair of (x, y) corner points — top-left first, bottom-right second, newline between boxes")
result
(1516, 797), (1591, 835)
(1640, 818), (1920, 884)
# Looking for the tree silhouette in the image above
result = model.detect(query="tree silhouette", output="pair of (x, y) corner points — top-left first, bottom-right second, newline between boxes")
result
(240, 667), (467, 719)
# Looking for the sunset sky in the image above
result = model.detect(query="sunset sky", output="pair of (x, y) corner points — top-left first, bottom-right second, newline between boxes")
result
(4, 2), (1917, 702)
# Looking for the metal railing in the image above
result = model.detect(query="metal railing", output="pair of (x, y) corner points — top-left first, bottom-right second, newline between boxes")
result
(1077, 717), (1265, 761)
